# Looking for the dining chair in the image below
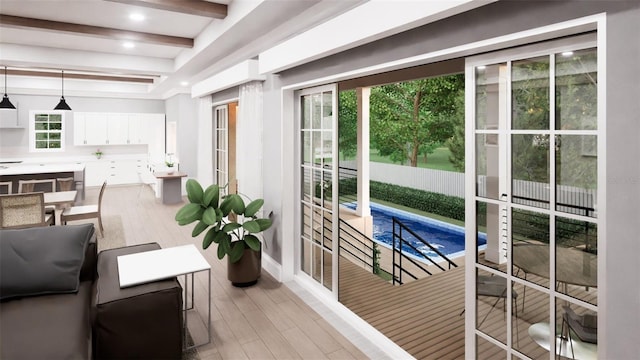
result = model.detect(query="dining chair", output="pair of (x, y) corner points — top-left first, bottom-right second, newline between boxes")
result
(0, 181), (12, 194)
(18, 179), (56, 193)
(0, 192), (54, 229)
(60, 181), (106, 237)
(19, 179), (57, 215)
(56, 177), (75, 191)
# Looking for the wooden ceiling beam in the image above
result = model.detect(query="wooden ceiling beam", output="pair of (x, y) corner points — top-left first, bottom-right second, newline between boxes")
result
(105, 0), (227, 19)
(0, 14), (193, 48)
(6, 69), (155, 84)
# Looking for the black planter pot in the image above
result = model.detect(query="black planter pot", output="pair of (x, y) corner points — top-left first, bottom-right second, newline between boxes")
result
(227, 246), (261, 287)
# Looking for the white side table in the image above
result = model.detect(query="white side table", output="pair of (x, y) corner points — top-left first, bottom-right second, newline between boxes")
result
(117, 244), (211, 349)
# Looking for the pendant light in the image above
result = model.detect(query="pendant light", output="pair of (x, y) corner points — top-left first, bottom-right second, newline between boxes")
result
(54, 70), (72, 110)
(0, 66), (16, 109)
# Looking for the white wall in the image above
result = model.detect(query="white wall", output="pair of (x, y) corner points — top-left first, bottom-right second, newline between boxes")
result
(165, 94), (198, 177)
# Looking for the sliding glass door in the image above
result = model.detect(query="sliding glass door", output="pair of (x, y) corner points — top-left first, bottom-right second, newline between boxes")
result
(297, 84), (339, 294)
(467, 35), (600, 359)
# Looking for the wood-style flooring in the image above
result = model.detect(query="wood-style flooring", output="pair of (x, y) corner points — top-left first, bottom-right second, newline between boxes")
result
(88, 184), (369, 360)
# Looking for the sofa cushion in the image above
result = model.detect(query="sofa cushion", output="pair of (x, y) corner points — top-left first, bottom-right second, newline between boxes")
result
(0, 223), (94, 300)
(0, 281), (93, 359)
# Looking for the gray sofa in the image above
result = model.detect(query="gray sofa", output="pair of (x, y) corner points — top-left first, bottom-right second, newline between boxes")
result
(0, 223), (98, 360)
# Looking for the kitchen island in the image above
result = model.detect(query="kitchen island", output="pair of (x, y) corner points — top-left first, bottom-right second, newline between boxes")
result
(0, 163), (85, 200)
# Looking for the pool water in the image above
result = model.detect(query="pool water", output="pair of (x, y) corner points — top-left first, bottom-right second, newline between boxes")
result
(345, 202), (486, 261)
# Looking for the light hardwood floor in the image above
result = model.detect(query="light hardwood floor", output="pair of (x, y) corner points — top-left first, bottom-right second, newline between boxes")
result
(86, 184), (370, 360)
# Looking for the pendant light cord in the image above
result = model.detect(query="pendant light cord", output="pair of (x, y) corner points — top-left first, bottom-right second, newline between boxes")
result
(3, 66), (7, 94)
(61, 70), (64, 97)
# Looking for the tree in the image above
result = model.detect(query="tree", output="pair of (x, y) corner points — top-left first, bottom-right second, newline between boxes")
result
(338, 90), (358, 160)
(446, 88), (465, 171)
(370, 74), (463, 167)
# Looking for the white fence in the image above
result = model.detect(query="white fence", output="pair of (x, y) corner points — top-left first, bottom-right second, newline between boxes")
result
(339, 161), (596, 215)
(340, 161), (465, 197)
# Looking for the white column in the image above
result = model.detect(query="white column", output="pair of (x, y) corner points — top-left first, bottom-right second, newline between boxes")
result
(356, 87), (371, 217)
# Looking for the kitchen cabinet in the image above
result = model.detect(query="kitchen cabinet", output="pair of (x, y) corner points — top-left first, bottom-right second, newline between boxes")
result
(74, 112), (165, 146)
(84, 157), (150, 187)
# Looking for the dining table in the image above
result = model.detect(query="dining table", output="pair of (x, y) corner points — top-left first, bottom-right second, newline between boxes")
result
(512, 242), (597, 288)
(44, 190), (77, 226)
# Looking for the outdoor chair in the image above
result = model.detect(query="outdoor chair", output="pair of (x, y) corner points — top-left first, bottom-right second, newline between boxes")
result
(0, 192), (54, 229)
(476, 275), (519, 335)
(559, 305), (597, 359)
(61, 181), (106, 237)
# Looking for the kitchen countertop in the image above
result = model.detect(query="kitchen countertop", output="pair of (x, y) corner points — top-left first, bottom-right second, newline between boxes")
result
(0, 163), (85, 176)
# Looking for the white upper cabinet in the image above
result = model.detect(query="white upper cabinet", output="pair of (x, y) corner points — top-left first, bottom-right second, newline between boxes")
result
(107, 113), (129, 145)
(74, 112), (165, 147)
(84, 113), (109, 145)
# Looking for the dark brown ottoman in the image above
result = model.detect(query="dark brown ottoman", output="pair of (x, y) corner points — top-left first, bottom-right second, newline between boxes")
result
(93, 243), (183, 359)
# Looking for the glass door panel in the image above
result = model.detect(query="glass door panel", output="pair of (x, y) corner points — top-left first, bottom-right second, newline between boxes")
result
(214, 105), (228, 191)
(468, 36), (599, 358)
(299, 84), (338, 293)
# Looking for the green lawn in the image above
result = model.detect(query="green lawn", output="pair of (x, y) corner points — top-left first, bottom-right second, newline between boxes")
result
(343, 147), (460, 172)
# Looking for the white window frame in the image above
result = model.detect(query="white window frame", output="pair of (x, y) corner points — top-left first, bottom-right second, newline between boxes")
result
(29, 110), (66, 152)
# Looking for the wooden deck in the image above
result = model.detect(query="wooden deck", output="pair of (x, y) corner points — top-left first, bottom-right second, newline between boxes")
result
(339, 259), (466, 359)
(339, 253), (597, 359)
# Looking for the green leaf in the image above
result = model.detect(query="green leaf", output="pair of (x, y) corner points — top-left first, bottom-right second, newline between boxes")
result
(212, 228), (226, 244)
(186, 179), (204, 204)
(222, 222), (242, 233)
(220, 196), (233, 216)
(255, 218), (273, 231)
(202, 227), (218, 249)
(175, 203), (204, 225)
(203, 185), (219, 208)
(215, 208), (223, 222)
(218, 234), (231, 259)
(227, 194), (245, 214)
(228, 242), (245, 263)
(242, 220), (261, 233)
(244, 234), (261, 251)
(217, 243), (226, 259)
(202, 207), (218, 225)
(244, 199), (264, 217)
(192, 221), (209, 237)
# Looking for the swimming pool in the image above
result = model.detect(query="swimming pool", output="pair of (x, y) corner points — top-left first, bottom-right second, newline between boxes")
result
(345, 202), (486, 261)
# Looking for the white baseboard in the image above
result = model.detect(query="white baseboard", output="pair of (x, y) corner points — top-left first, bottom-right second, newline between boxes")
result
(261, 252), (282, 282)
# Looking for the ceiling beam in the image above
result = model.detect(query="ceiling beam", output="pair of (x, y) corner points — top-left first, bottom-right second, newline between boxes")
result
(0, 14), (193, 48)
(6, 69), (155, 84)
(105, 0), (227, 19)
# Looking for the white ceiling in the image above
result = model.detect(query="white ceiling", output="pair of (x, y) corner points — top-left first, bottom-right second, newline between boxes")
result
(0, 0), (491, 100)
(0, 0), (363, 99)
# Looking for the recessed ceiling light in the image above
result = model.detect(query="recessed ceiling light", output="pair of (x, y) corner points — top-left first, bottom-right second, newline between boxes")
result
(562, 51), (574, 57)
(180, 81), (189, 86)
(129, 13), (145, 21)
(123, 42), (135, 49)
(477, 65), (486, 70)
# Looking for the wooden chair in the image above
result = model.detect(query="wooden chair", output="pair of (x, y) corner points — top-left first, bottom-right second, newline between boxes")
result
(56, 177), (75, 191)
(0, 192), (54, 229)
(18, 179), (56, 193)
(0, 181), (12, 195)
(61, 181), (106, 237)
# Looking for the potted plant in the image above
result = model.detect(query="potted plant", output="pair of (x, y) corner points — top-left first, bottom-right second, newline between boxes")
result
(175, 179), (272, 287)
(93, 148), (103, 159)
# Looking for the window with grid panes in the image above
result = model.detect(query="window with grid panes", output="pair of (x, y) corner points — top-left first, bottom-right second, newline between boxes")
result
(30, 111), (65, 151)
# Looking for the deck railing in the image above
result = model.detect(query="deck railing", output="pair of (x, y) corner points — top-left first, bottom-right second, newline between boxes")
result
(392, 217), (458, 285)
